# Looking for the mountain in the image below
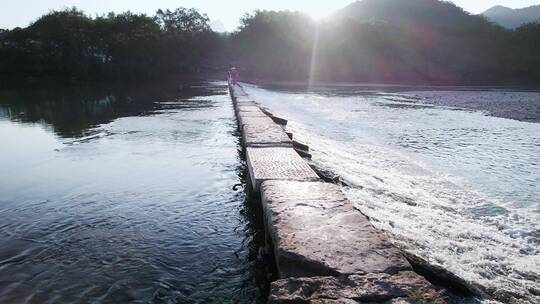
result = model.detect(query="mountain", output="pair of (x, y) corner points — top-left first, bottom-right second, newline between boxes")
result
(233, 0), (540, 84)
(482, 5), (540, 29)
(333, 0), (492, 32)
(320, 0), (512, 83)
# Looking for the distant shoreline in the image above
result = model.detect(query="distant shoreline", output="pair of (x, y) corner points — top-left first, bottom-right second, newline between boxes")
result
(243, 81), (540, 123)
(242, 79), (540, 92)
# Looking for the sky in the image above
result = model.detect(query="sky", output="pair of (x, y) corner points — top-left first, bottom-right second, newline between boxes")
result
(1, 0), (539, 31)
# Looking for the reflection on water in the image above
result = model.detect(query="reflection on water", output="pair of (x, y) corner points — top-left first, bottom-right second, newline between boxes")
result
(243, 83), (540, 303)
(0, 82), (224, 137)
(0, 81), (268, 303)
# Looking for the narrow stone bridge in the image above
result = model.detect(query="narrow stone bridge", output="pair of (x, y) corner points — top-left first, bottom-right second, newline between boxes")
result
(229, 81), (449, 303)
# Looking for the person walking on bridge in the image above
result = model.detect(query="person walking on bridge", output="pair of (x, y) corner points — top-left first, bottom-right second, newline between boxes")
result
(229, 67), (240, 85)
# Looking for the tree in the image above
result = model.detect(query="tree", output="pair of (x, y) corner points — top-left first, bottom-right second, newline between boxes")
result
(232, 10), (315, 80)
(94, 12), (163, 78)
(231, 0), (536, 84)
(0, 29), (7, 41)
(0, 1), (539, 84)
(0, 7), (219, 81)
(156, 8), (211, 34)
(514, 22), (540, 78)
(27, 8), (96, 78)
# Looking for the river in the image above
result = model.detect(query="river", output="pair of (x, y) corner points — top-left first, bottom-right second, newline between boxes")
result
(243, 83), (539, 303)
(1, 80), (538, 303)
(0, 81), (268, 303)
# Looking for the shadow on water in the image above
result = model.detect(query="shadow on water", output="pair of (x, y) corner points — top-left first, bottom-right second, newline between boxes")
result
(0, 81), (226, 138)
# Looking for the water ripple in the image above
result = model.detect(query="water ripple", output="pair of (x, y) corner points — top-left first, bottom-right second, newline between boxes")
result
(0, 82), (267, 303)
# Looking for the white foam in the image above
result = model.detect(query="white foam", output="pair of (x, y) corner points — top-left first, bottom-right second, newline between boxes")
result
(243, 83), (540, 303)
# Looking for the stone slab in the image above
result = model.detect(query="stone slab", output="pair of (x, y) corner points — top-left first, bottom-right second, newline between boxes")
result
(235, 105), (265, 118)
(236, 107), (268, 118)
(270, 115), (288, 126)
(234, 95), (256, 102)
(261, 181), (411, 278)
(238, 112), (273, 128)
(235, 94), (253, 101)
(293, 141), (310, 151)
(268, 271), (447, 304)
(236, 105), (263, 113)
(243, 120), (293, 148)
(246, 148), (319, 191)
(232, 84), (247, 96)
(256, 107), (288, 126)
(234, 100), (258, 107)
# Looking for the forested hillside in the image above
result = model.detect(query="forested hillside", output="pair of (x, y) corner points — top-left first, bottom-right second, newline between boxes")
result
(0, 8), (224, 81)
(232, 0), (540, 84)
(1, 0), (540, 84)
(482, 5), (540, 29)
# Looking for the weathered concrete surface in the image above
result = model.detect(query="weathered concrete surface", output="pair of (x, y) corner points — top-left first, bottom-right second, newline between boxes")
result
(236, 106), (270, 118)
(306, 299), (424, 304)
(234, 92), (251, 100)
(295, 149), (312, 159)
(293, 141), (310, 151)
(268, 271), (447, 303)
(261, 181), (411, 278)
(232, 84), (248, 96)
(243, 119), (293, 148)
(234, 99), (258, 106)
(258, 107), (289, 126)
(237, 112), (275, 127)
(293, 141), (312, 159)
(235, 102), (259, 109)
(236, 105), (264, 113)
(235, 96), (254, 102)
(246, 148), (319, 191)
(403, 252), (480, 296)
(237, 111), (272, 128)
(286, 132), (294, 139)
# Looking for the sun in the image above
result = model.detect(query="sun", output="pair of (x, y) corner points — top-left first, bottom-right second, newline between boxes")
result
(307, 10), (329, 21)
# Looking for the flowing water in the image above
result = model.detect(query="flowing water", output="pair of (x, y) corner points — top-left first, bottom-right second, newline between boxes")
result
(0, 81), (268, 303)
(243, 83), (540, 303)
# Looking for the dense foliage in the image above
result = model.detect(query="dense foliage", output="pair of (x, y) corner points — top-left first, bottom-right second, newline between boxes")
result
(1, 0), (540, 84)
(0, 8), (222, 80)
(231, 0), (540, 84)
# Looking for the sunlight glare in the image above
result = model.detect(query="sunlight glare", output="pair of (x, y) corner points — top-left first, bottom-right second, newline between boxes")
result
(308, 24), (320, 90)
(307, 9), (329, 21)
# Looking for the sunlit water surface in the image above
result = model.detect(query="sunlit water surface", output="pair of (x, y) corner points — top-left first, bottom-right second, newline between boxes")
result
(0, 81), (267, 303)
(243, 83), (540, 303)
